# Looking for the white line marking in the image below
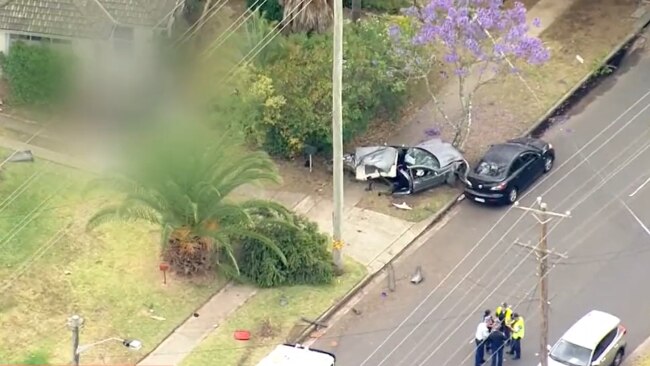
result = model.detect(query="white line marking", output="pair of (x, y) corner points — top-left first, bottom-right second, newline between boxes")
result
(629, 176), (650, 197)
(622, 202), (650, 238)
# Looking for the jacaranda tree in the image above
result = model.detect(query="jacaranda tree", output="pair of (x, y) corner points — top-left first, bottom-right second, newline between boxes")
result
(390, 0), (550, 149)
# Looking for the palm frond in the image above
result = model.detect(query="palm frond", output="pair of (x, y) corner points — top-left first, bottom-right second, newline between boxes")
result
(86, 203), (161, 231)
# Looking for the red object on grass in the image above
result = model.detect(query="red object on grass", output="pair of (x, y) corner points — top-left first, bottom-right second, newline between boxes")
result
(234, 330), (251, 341)
(159, 262), (170, 271)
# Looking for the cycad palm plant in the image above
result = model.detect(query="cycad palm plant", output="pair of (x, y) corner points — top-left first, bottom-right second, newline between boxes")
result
(86, 123), (290, 276)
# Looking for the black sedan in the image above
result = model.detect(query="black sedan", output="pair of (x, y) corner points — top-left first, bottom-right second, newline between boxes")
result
(464, 137), (555, 205)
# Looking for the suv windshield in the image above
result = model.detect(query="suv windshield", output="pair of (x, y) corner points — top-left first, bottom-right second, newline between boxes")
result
(549, 339), (592, 366)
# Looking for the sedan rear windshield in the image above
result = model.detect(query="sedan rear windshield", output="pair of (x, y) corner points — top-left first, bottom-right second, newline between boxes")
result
(549, 339), (592, 366)
(474, 160), (506, 178)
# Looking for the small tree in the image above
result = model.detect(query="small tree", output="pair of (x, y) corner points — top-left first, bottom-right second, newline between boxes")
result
(239, 213), (334, 287)
(390, 0), (549, 149)
(1, 41), (73, 106)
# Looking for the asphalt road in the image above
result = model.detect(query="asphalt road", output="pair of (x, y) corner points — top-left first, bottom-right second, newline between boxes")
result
(313, 35), (650, 366)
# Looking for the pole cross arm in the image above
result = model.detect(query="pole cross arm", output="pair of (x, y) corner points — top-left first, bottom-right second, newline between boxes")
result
(514, 240), (569, 259)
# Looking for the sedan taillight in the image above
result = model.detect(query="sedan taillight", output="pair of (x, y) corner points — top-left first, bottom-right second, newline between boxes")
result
(490, 182), (507, 191)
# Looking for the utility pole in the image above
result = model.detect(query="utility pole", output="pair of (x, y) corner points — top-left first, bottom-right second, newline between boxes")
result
(68, 315), (84, 366)
(351, 0), (362, 22)
(331, 0), (345, 273)
(513, 197), (570, 366)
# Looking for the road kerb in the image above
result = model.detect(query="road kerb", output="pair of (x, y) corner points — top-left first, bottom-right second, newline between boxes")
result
(624, 335), (650, 365)
(292, 9), (650, 348)
(292, 194), (461, 344)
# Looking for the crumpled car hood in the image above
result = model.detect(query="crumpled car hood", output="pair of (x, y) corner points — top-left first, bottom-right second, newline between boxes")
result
(348, 146), (399, 181)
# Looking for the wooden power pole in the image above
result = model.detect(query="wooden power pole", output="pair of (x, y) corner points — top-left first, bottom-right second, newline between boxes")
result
(331, 0), (345, 273)
(513, 197), (570, 366)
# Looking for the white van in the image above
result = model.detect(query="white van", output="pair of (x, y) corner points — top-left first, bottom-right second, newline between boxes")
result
(256, 344), (336, 366)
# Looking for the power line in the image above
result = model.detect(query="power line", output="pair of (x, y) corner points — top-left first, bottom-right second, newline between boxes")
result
(362, 93), (650, 366)
(422, 140), (650, 366)
(220, 0), (315, 84)
(451, 163), (650, 366)
(391, 127), (650, 365)
(199, 0), (269, 59)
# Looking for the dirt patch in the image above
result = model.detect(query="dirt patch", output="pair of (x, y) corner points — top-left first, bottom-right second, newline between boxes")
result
(356, 184), (459, 222)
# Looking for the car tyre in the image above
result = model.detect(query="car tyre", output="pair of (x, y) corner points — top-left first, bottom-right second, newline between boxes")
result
(612, 349), (624, 366)
(507, 187), (518, 204)
(543, 155), (554, 173)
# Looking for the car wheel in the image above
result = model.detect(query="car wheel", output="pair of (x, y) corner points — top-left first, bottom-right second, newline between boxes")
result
(544, 155), (554, 173)
(612, 349), (624, 366)
(507, 187), (518, 204)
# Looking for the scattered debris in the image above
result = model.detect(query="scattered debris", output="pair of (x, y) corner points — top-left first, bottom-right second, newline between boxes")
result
(63, 270), (71, 275)
(576, 55), (585, 64)
(234, 330), (251, 341)
(8, 150), (34, 163)
(352, 307), (362, 315)
(411, 265), (424, 285)
(381, 291), (388, 298)
(392, 202), (413, 210)
(279, 294), (289, 307)
(193, 313), (199, 317)
(149, 315), (166, 321)
(301, 317), (328, 330)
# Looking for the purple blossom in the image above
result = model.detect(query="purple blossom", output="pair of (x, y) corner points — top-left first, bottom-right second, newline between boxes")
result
(388, 24), (401, 40)
(394, 0), (549, 75)
(532, 17), (542, 28)
(424, 127), (441, 137)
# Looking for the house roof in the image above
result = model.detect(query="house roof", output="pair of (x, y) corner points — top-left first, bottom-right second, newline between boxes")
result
(0, 0), (178, 39)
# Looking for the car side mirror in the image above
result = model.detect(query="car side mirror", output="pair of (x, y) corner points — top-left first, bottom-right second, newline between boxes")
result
(547, 345), (551, 352)
(591, 359), (602, 366)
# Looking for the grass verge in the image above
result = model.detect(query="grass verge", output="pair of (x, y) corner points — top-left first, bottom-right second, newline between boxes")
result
(356, 185), (459, 222)
(0, 156), (223, 364)
(181, 258), (367, 366)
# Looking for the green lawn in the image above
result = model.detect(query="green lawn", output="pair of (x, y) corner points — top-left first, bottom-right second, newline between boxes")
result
(0, 156), (222, 364)
(182, 258), (367, 366)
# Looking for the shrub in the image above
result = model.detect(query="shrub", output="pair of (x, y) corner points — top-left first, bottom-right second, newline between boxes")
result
(343, 0), (413, 13)
(247, 0), (283, 23)
(1, 42), (73, 106)
(231, 16), (408, 157)
(239, 214), (334, 288)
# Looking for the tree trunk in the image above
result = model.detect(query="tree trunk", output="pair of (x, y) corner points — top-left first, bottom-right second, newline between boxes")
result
(351, 0), (361, 22)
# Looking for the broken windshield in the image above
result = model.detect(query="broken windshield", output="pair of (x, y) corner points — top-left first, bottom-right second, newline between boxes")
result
(475, 160), (506, 178)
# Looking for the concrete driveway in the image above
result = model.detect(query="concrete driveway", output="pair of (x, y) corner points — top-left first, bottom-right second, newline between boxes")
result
(312, 36), (650, 366)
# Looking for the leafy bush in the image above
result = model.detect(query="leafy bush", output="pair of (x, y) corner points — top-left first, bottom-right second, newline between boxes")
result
(240, 214), (334, 288)
(343, 0), (412, 13)
(231, 16), (408, 157)
(247, 0), (283, 22)
(1, 42), (73, 106)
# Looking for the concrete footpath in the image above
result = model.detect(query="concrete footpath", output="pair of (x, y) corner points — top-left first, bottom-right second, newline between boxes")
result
(0, 113), (443, 366)
(625, 335), (650, 365)
(0, 0), (586, 364)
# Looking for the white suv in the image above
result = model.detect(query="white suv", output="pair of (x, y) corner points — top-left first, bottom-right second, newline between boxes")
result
(545, 310), (627, 366)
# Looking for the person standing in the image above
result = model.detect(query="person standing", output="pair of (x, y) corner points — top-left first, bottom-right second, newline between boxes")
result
(486, 327), (507, 366)
(508, 313), (525, 360)
(475, 320), (490, 366)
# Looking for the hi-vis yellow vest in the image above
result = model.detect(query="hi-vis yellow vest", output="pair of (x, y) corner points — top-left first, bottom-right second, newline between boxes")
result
(512, 318), (525, 339)
(496, 306), (513, 324)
